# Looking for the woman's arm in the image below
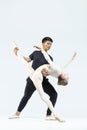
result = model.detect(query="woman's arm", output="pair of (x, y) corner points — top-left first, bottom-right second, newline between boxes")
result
(12, 41), (34, 77)
(13, 41), (31, 63)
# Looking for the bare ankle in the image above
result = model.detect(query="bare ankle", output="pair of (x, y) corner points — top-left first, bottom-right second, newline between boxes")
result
(15, 111), (20, 116)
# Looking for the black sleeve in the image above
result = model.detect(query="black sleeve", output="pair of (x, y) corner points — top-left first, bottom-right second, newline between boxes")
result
(29, 51), (35, 60)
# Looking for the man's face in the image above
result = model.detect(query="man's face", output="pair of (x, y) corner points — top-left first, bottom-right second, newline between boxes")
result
(42, 41), (52, 51)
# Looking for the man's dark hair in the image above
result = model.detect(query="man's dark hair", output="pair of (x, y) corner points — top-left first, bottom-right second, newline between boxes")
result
(42, 37), (53, 43)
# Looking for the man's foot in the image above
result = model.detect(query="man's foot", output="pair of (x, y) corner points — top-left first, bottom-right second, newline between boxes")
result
(9, 114), (20, 119)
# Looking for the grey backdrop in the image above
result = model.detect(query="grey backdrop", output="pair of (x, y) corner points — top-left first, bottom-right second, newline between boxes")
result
(0, 0), (87, 119)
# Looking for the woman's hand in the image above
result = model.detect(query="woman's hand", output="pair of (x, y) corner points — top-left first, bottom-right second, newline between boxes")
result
(13, 47), (19, 56)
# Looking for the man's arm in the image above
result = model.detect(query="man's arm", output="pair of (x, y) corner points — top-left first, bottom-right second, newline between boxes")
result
(34, 45), (52, 64)
(34, 45), (62, 75)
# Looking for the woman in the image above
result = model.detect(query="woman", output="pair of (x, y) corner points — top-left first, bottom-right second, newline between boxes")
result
(12, 42), (69, 122)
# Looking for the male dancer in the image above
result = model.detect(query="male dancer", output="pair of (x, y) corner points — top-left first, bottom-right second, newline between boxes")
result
(11, 42), (69, 122)
(10, 37), (59, 120)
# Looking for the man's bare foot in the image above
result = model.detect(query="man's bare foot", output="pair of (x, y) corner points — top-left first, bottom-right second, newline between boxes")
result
(9, 112), (20, 119)
(9, 114), (19, 119)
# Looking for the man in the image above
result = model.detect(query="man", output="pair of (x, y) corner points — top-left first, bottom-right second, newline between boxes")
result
(10, 37), (58, 120)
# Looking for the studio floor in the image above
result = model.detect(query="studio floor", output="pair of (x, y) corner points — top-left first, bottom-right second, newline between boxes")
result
(0, 117), (87, 130)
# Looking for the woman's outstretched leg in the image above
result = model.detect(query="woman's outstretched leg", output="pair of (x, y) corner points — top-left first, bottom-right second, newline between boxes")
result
(32, 73), (65, 122)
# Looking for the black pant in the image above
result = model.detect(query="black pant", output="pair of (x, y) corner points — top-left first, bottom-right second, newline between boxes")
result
(17, 77), (58, 116)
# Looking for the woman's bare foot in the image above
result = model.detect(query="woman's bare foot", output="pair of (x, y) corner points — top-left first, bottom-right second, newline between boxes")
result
(55, 116), (65, 123)
(45, 115), (55, 120)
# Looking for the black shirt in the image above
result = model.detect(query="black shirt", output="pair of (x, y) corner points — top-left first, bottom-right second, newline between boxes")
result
(29, 50), (53, 70)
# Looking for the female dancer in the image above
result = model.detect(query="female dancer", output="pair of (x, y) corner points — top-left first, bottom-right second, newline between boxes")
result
(12, 42), (69, 122)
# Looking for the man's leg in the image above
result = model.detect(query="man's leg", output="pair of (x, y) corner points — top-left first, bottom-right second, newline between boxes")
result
(42, 77), (58, 116)
(10, 78), (36, 118)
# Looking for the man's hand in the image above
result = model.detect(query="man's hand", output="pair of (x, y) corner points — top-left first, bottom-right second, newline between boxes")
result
(41, 69), (48, 77)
